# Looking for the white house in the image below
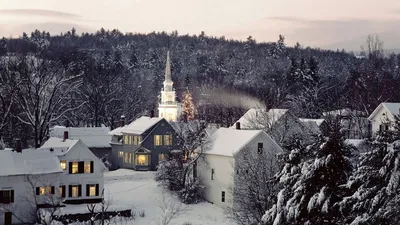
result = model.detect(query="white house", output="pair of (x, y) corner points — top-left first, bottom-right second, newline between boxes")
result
(0, 146), (62, 225)
(198, 126), (283, 208)
(323, 108), (370, 139)
(231, 108), (317, 144)
(40, 136), (107, 204)
(368, 102), (400, 136)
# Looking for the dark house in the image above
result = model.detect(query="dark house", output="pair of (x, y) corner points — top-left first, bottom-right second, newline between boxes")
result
(109, 115), (178, 171)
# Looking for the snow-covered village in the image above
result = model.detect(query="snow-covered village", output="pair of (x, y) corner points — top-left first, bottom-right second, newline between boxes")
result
(1, 1), (400, 225)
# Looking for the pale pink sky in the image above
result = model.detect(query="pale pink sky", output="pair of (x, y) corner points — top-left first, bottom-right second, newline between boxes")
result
(1, 0), (400, 49)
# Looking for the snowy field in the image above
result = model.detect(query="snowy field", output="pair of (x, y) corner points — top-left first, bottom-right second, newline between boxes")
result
(59, 169), (236, 225)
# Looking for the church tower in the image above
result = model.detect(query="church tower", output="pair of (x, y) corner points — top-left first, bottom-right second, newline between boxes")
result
(158, 51), (180, 121)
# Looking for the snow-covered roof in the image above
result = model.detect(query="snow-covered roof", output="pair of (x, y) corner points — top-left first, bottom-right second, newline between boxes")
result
(40, 137), (79, 156)
(298, 118), (325, 126)
(230, 108), (288, 129)
(205, 127), (262, 157)
(323, 108), (367, 117)
(345, 139), (365, 148)
(50, 126), (111, 148)
(368, 102), (400, 120)
(0, 149), (62, 177)
(109, 116), (164, 136)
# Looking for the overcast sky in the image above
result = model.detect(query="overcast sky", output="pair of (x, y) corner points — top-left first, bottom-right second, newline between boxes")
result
(1, 0), (400, 50)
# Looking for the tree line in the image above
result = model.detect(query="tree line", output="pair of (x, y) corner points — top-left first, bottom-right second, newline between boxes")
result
(0, 29), (400, 148)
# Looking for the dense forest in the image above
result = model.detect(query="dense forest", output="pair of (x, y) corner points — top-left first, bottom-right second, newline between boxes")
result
(0, 28), (399, 148)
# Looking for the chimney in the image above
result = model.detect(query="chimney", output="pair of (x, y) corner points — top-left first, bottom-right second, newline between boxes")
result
(63, 131), (69, 141)
(120, 115), (126, 127)
(236, 122), (241, 130)
(15, 139), (22, 153)
(150, 110), (155, 118)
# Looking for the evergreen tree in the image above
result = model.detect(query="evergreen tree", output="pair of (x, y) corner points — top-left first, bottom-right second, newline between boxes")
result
(0, 38), (7, 56)
(263, 119), (353, 225)
(181, 90), (195, 121)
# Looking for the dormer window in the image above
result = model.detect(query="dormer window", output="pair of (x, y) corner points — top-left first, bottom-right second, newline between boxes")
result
(257, 143), (263, 154)
(60, 160), (66, 170)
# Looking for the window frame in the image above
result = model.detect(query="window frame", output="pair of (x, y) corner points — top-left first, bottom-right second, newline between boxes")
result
(71, 162), (79, 174)
(136, 154), (149, 166)
(118, 151), (123, 158)
(163, 134), (172, 146)
(0, 190), (14, 204)
(60, 160), (67, 170)
(84, 161), (91, 174)
(154, 135), (162, 146)
(221, 191), (226, 203)
(257, 142), (263, 154)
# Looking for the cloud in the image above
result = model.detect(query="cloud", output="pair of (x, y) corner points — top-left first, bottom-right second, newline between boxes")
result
(0, 9), (81, 19)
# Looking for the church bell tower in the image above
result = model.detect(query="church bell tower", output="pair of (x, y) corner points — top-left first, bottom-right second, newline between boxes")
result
(158, 51), (180, 121)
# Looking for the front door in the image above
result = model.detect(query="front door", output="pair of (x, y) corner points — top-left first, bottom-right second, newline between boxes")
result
(4, 212), (12, 225)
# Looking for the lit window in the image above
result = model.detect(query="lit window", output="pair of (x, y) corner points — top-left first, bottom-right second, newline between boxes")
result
(118, 151), (123, 158)
(133, 136), (142, 145)
(59, 186), (65, 198)
(60, 160), (66, 170)
(136, 154), (149, 166)
(129, 136), (133, 145)
(221, 191), (225, 202)
(154, 135), (162, 146)
(39, 186), (52, 195)
(159, 153), (166, 162)
(88, 184), (96, 196)
(124, 152), (130, 164)
(84, 161), (91, 173)
(123, 135), (129, 145)
(71, 185), (79, 197)
(164, 134), (172, 145)
(72, 162), (79, 174)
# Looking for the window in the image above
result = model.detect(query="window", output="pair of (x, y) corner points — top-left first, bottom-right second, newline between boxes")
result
(129, 136), (133, 145)
(211, 168), (215, 180)
(379, 123), (390, 132)
(0, 190), (14, 204)
(86, 184), (99, 197)
(84, 161), (91, 173)
(154, 135), (162, 146)
(257, 143), (263, 154)
(159, 153), (166, 162)
(221, 191), (226, 203)
(133, 136), (142, 145)
(164, 134), (172, 145)
(69, 185), (81, 198)
(4, 212), (12, 225)
(71, 162), (78, 174)
(60, 160), (67, 170)
(59, 185), (66, 198)
(136, 154), (149, 166)
(118, 151), (123, 158)
(36, 186), (54, 195)
(123, 135), (129, 145)
(124, 152), (131, 164)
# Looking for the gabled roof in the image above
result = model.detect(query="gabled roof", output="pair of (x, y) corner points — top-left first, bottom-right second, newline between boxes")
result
(298, 118), (325, 126)
(50, 126), (111, 148)
(205, 128), (263, 157)
(40, 137), (79, 156)
(230, 108), (288, 129)
(109, 116), (164, 136)
(323, 108), (367, 117)
(0, 149), (62, 177)
(368, 102), (400, 120)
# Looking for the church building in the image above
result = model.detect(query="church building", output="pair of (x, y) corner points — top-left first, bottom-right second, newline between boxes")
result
(158, 51), (181, 121)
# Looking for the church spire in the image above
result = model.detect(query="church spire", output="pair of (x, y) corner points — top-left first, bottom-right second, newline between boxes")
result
(164, 51), (172, 82)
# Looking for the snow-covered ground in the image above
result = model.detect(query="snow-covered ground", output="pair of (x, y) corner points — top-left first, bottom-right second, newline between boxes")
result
(59, 169), (235, 225)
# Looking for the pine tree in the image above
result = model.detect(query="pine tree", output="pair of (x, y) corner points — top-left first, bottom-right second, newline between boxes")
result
(181, 90), (195, 121)
(0, 38), (7, 56)
(263, 119), (353, 225)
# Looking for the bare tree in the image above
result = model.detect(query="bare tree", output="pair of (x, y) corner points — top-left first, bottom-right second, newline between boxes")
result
(86, 189), (115, 225)
(227, 147), (281, 225)
(361, 34), (384, 61)
(10, 55), (83, 147)
(156, 192), (188, 225)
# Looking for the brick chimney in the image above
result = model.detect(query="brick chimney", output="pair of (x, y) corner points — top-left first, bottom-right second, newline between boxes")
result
(120, 115), (125, 127)
(15, 139), (22, 153)
(150, 110), (155, 118)
(236, 122), (241, 130)
(63, 131), (69, 141)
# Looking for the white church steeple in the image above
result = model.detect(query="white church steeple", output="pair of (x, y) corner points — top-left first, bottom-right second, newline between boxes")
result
(158, 51), (181, 121)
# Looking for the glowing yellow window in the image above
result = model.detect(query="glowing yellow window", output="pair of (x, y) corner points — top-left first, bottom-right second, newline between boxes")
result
(39, 186), (52, 195)
(164, 135), (172, 145)
(136, 154), (149, 166)
(124, 135), (129, 145)
(71, 162), (79, 174)
(88, 184), (96, 196)
(118, 151), (123, 158)
(71, 185), (79, 197)
(154, 135), (162, 146)
(84, 161), (91, 173)
(60, 160), (66, 170)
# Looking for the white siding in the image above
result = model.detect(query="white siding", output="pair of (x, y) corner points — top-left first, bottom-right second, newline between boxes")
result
(59, 141), (104, 200)
(0, 173), (60, 225)
(370, 107), (395, 136)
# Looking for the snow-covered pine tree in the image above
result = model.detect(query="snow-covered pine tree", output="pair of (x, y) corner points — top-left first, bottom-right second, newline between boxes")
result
(263, 119), (353, 225)
(339, 116), (400, 224)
